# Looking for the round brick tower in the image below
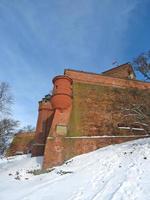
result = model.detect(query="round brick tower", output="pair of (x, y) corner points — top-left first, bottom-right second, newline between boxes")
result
(37, 97), (53, 143)
(51, 75), (73, 110)
(32, 95), (54, 156)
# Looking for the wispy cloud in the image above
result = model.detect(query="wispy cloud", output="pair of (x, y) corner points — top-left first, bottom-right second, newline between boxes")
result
(0, 0), (149, 126)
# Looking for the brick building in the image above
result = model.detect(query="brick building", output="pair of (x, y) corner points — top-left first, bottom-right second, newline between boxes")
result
(7, 63), (150, 169)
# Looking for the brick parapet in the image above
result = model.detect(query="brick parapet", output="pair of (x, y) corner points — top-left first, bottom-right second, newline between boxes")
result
(65, 69), (150, 90)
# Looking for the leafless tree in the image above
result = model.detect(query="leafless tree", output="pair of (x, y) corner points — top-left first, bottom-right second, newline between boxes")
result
(18, 125), (35, 133)
(133, 51), (150, 80)
(0, 81), (18, 154)
(0, 118), (19, 154)
(0, 82), (13, 116)
(120, 104), (150, 134)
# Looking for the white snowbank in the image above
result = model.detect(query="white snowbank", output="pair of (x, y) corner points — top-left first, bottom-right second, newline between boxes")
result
(0, 138), (150, 200)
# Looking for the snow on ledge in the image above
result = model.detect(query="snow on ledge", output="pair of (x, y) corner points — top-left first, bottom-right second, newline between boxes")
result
(47, 135), (149, 139)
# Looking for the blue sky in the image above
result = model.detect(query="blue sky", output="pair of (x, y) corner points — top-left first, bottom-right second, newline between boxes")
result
(0, 0), (150, 127)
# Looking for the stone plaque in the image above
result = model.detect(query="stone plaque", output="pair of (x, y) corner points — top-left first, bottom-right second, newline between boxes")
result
(56, 125), (67, 136)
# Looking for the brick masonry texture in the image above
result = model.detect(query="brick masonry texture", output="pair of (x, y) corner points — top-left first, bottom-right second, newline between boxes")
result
(64, 69), (150, 89)
(6, 132), (34, 156)
(7, 64), (150, 169)
(42, 135), (149, 169)
(67, 82), (150, 137)
(102, 63), (136, 79)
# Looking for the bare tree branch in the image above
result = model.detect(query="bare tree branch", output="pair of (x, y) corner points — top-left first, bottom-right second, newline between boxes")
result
(0, 81), (18, 154)
(0, 82), (13, 115)
(133, 51), (150, 80)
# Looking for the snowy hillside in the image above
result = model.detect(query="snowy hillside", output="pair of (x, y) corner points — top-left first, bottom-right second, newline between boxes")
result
(0, 138), (150, 200)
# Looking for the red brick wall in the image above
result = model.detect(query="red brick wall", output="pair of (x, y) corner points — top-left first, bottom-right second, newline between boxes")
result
(32, 75), (73, 157)
(65, 69), (150, 90)
(6, 132), (34, 156)
(52, 75), (72, 96)
(51, 75), (72, 109)
(43, 106), (72, 167)
(32, 101), (54, 156)
(68, 82), (150, 137)
(42, 135), (149, 169)
(43, 137), (65, 168)
(34, 68), (150, 169)
(47, 107), (72, 137)
(102, 63), (136, 79)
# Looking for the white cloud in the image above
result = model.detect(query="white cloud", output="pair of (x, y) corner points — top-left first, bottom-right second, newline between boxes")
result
(0, 0), (143, 126)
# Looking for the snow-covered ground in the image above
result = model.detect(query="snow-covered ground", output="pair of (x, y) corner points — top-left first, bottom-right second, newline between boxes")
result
(1, 138), (150, 200)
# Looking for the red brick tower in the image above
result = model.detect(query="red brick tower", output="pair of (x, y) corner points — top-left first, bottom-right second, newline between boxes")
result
(42, 75), (73, 168)
(51, 75), (73, 110)
(32, 95), (54, 156)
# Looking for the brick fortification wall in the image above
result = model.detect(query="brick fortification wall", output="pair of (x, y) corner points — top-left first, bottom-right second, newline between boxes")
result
(43, 135), (147, 168)
(64, 69), (150, 90)
(67, 82), (150, 137)
(8, 64), (150, 169)
(102, 63), (136, 79)
(6, 132), (34, 156)
(42, 65), (150, 169)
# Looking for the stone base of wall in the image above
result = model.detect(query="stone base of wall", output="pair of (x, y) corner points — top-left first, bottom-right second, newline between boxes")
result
(42, 135), (149, 169)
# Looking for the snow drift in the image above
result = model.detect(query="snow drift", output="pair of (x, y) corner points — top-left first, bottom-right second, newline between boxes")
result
(0, 138), (150, 200)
